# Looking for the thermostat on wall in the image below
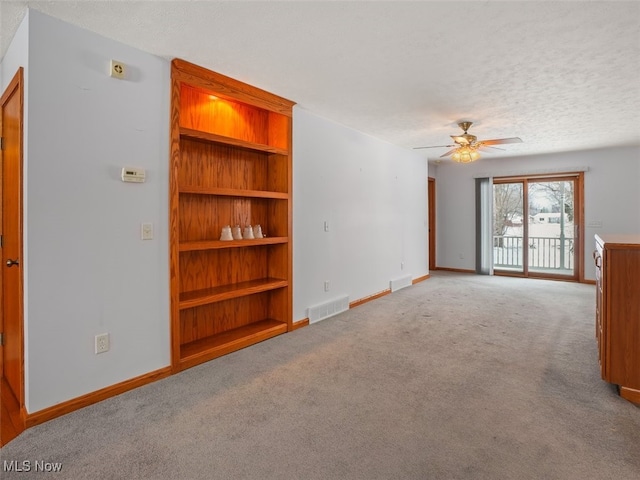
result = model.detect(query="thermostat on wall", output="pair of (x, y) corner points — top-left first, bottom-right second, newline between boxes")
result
(121, 167), (146, 183)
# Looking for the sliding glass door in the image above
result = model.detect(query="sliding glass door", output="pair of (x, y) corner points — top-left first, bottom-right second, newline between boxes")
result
(493, 174), (582, 280)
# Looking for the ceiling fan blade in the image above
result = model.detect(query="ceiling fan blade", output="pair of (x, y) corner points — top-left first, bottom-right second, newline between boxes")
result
(413, 144), (457, 150)
(478, 145), (505, 151)
(440, 148), (458, 158)
(478, 137), (523, 146)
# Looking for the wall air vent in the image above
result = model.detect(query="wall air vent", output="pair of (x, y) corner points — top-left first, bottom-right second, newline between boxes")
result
(307, 295), (350, 323)
(390, 274), (412, 292)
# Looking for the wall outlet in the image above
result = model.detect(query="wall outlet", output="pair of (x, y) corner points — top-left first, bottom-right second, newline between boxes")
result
(324, 281), (330, 292)
(95, 333), (110, 354)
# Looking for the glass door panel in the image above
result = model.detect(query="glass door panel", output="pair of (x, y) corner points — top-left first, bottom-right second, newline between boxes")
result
(528, 180), (575, 277)
(493, 182), (524, 273)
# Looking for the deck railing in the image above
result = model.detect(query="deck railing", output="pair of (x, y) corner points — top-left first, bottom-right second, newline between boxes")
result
(493, 236), (573, 270)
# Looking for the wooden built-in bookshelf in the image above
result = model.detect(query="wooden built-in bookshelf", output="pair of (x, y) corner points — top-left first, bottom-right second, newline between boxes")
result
(170, 59), (295, 371)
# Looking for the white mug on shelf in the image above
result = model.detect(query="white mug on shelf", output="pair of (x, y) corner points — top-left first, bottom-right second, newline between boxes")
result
(220, 225), (233, 241)
(253, 224), (263, 239)
(231, 225), (242, 240)
(243, 225), (255, 239)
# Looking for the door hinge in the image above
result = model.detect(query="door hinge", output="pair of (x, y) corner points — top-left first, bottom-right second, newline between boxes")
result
(0, 332), (4, 346)
(0, 137), (3, 150)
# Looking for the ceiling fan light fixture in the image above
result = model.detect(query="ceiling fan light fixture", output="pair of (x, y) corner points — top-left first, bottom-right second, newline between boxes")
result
(414, 120), (522, 162)
(451, 145), (480, 163)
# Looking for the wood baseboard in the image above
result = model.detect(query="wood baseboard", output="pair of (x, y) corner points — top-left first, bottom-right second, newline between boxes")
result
(292, 318), (309, 331)
(350, 289), (391, 309)
(435, 267), (475, 274)
(349, 275), (430, 309)
(619, 386), (640, 405)
(412, 274), (430, 284)
(582, 279), (596, 285)
(25, 366), (172, 428)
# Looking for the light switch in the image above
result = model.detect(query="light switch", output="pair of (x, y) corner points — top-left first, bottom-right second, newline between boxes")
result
(141, 223), (153, 240)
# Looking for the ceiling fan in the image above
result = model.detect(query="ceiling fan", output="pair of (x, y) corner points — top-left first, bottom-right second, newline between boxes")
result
(414, 121), (523, 163)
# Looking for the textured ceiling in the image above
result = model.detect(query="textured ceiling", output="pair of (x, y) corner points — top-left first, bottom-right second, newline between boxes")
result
(2, 1), (640, 162)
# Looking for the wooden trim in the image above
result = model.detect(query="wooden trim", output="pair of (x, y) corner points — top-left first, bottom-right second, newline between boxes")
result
(493, 171), (586, 182)
(576, 172), (586, 283)
(25, 367), (172, 428)
(528, 273), (585, 283)
(1, 377), (22, 444)
(595, 234), (640, 247)
(412, 274), (430, 284)
(292, 318), (309, 331)
(14, 64), (25, 422)
(494, 270), (525, 278)
(582, 279), (596, 285)
(436, 267), (475, 274)
(349, 289), (391, 309)
(428, 177), (436, 271)
(172, 59), (295, 116)
(523, 180), (530, 276)
(169, 64), (182, 372)
(497, 269), (589, 285)
(619, 386), (640, 405)
(285, 113), (294, 332)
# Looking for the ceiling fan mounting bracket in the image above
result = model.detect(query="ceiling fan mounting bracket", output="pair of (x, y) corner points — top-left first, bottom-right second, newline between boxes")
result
(458, 121), (473, 133)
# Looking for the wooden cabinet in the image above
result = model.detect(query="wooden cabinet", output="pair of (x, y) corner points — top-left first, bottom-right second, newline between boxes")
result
(170, 59), (295, 371)
(594, 234), (640, 404)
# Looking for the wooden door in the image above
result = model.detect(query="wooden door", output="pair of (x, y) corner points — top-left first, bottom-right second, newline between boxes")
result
(0, 68), (25, 446)
(428, 177), (436, 271)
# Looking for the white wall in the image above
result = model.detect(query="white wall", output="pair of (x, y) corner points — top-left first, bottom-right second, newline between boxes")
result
(293, 107), (428, 322)
(431, 146), (640, 280)
(17, 10), (171, 412)
(1, 10), (28, 93)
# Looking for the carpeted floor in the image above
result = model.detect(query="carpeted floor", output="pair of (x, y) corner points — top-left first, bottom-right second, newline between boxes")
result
(1, 272), (639, 479)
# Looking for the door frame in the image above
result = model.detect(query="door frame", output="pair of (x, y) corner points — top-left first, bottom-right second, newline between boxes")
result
(493, 172), (584, 282)
(428, 177), (436, 271)
(0, 67), (25, 446)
